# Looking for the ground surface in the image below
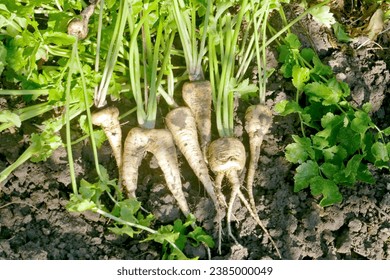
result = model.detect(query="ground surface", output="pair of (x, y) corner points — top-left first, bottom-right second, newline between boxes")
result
(0, 11), (389, 260)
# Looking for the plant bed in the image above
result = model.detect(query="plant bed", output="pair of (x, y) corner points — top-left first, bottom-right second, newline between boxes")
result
(1, 0), (389, 259)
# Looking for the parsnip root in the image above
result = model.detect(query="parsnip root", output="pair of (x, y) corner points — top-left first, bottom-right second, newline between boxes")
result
(166, 107), (218, 205)
(67, 1), (97, 40)
(182, 81), (212, 158)
(207, 137), (246, 243)
(244, 104), (272, 213)
(122, 127), (191, 217)
(207, 136), (281, 258)
(92, 106), (123, 188)
(92, 107), (123, 170)
(166, 106), (224, 252)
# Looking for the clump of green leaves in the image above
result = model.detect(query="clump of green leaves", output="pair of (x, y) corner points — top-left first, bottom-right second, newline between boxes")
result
(275, 33), (389, 207)
(67, 166), (214, 260)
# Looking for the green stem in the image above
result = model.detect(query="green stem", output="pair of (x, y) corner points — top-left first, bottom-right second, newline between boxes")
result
(127, 2), (158, 127)
(144, 18), (164, 129)
(0, 102), (55, 132)
(260, 5), (270, 105)
(94, 0), (104, 73)
(0, 145), (36, 183)
(0, 90), (49, 96)
(265, 0), (329, 48)
(73, 41), (102, 180)
(218, 0), (248, 137)
(94, 208), (185, 255)
(0, 104), (85, 184)
(296, 89), (306, 138)
(65, 42), (78, 194)
(95, 0), (128, 107)
(172, 0), (194, 78)
(195, 0), (213, 79)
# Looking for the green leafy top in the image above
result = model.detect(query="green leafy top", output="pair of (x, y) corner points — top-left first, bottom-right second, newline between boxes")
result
(67, 166), (214, 260)
(275, 33), (389, 207)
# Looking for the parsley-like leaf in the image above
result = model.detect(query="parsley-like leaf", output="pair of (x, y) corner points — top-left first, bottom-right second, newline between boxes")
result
(294, 160), (319, 192)
(309, 176), (342, 207)
(309, 5), (336, 28)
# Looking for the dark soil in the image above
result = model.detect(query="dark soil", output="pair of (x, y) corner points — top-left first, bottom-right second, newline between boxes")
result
(1, 14), (389, 260)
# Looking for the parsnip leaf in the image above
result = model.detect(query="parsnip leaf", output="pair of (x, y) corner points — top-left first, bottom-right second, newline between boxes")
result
(312, 56), (333, 77)
(188, 227), (215, 248)
(309, 176), (342, 207)
(286, 135), (315, 164)
(332, 22), (351, 43)
(274, 100), (302, 116)
(294, 160), (319, 192)
(371, 142), (389, 168)
(285, 33), (301, 49)
(0, 110), (21, 127)
(304, 82), (340, 105)
(278, 33), (388, 207)
(309, 5), (335, 28)
(292, 65), (310, 91)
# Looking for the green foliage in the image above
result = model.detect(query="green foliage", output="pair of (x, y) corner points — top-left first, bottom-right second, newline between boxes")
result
(79, 115), (107, 148)
(276, 34), (389, 207)
(67, 167), (214, 260)
(0, 110), (21, 128)
(332, 22), (351, 43)
(308, 4), (335, 28)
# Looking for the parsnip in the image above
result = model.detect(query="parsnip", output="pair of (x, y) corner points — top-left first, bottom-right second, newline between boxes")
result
(92, 107), (123, 172)
(207, 137), (245, 241)
(67, 1), (98, 40)
(165, 108), (217, 203)
(182, 81), (212, 158)
(166, 106), (224, 252)
(244, 104), (273, 213)
(120, 127), (148, 197)
(207, 137), (281, 258)
(122, 127), (190, 217)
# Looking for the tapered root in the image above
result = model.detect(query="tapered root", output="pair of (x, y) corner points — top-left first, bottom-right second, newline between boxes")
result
(67, 2), (97, 40)
(122, 127), (191, 217)
(182, 81), (212, 158)
(236, 190), (281, 259)
(146, 129), (191, 217)
(166, 106), (223, 248)
(92, 106), (123, 188)
(225, 170), (241, 244)
(207, 137), (281, 258)
(244, 104), (273, 213)
(207, 137), (246, 247)
(214, 172), (226, 254)
(166, 107), (219, 205)
(122, 127), (148, 197)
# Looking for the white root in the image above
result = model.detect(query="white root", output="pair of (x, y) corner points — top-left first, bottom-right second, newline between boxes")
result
(244, 104), (272, 213)
(207, 137), (246, 174)
(166, 106), (224, 253)
(67, 1), (98, 40)
(122, 127), (191, 217)
(207, 136), (281, 258)
(166, 107), (219, 207)
(182, 81), (212, 159)
(207, 137), (246, 244)
(121, 127), (148, 197)
(92, 106), (123, 188)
